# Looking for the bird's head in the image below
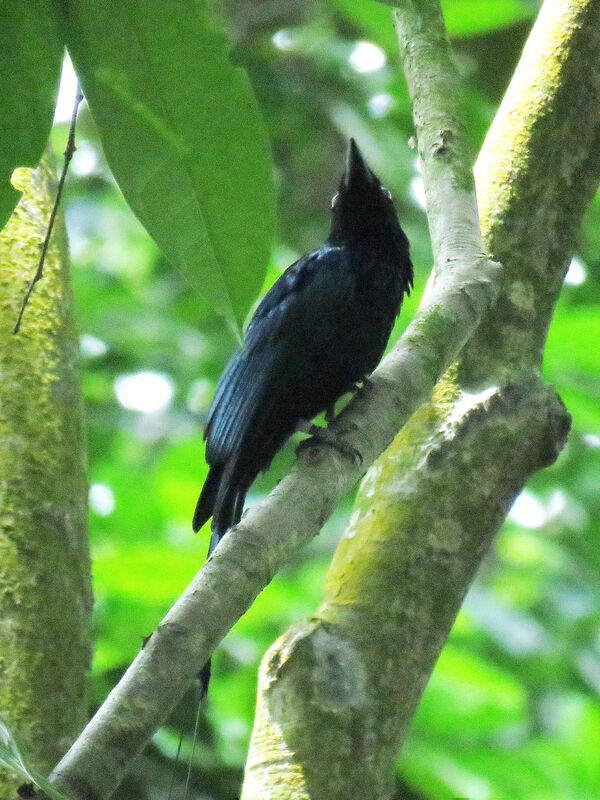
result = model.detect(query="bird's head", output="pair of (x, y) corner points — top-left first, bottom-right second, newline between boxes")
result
(329, 139), (413, 290)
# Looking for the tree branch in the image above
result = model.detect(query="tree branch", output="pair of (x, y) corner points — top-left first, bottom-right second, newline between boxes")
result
(242, 379), (569, 800)
(40, 12), (500, 800)
(239, 0), (600, 797)
(394, 0), (481, 269)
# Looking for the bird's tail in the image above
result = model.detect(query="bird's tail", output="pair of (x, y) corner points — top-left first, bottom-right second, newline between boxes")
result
(196, 466), (245, 698)
(207, 479), (245, 556)
(179, 463), (246, 791)
(192, 464), (222, 533)
(199, 657), (212, 700)
(193, 462), (246, 555)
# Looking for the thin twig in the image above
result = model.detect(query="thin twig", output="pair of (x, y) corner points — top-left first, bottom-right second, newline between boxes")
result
(183, 694), (202, 800)
(13, 83), (84, 334)
(166, 729), (183, 800)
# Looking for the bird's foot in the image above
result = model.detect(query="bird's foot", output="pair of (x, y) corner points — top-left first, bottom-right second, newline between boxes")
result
(296, 420), (363, 465)
(350, 376), (373, 394)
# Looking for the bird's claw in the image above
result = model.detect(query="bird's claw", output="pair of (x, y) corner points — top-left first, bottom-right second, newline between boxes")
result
(296, 421), (363, 465)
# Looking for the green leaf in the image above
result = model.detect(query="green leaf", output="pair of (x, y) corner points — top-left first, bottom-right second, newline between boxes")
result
(62, 0), (275, 330)
(441, 0), (536, 36)
(369, 0), (535, 37)
(0, 715), (72, 800)
(0, 1), (63, 229)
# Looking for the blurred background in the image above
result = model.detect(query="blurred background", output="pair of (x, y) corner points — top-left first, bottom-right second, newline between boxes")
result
(50, 0), (600, 797)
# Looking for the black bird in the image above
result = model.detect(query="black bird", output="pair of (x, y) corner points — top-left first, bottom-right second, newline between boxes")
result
(193, 139), (413, 555)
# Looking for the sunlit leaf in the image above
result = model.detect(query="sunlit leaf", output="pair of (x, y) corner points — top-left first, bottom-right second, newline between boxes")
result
(441, 0), (536, 36)
(371, 0), (536, 37)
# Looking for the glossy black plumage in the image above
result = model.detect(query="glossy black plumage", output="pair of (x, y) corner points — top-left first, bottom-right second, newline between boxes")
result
(193, 139), (413, 555)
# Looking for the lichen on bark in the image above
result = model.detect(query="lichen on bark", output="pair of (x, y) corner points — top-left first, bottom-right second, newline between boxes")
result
(0, 149), (93, 794)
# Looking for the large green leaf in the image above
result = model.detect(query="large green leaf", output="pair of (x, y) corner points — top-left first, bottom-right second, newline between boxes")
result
(62, 0), (275, 330)
(0, 1), (63, 229)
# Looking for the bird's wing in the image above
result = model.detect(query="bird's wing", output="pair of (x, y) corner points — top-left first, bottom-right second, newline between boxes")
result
(204, 344), (280, 462)
(205, 246), (354, 464)
(245, 245), (354, 346)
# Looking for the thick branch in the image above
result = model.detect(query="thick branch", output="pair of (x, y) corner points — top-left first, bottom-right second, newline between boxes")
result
(242, 378), (569, 800)
(240, 0), (600, 797)
(468, 0), (600, 380)
(394, 0), (482, 269)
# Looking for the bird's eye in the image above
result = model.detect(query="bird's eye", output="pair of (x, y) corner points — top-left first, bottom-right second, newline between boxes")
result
(383, 187), (392, 199)
(331, 192), (339, 208)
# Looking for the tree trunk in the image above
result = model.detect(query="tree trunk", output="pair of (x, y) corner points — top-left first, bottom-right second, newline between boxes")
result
(240, 1), (600, 797)
(0, 149), (93, 795)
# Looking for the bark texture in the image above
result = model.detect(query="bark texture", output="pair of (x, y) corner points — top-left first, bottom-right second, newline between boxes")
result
(0, 151), (93, 795)
(239, 1), (600, 798)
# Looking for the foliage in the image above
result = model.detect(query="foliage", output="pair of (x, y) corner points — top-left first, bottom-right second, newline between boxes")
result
(0, 0), (274, 331)
(0, 0), (62, 228)
(1, 0), (599, 799)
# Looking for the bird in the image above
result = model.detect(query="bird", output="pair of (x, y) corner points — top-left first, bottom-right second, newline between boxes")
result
(193, 138), (413, 556)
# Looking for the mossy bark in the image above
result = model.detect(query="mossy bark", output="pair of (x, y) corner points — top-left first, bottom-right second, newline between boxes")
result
(0, 150), (93, 794)
(240, 1), (600, 798)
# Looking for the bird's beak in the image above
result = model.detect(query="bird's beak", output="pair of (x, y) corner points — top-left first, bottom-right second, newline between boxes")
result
(343, 138), (374, 190)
